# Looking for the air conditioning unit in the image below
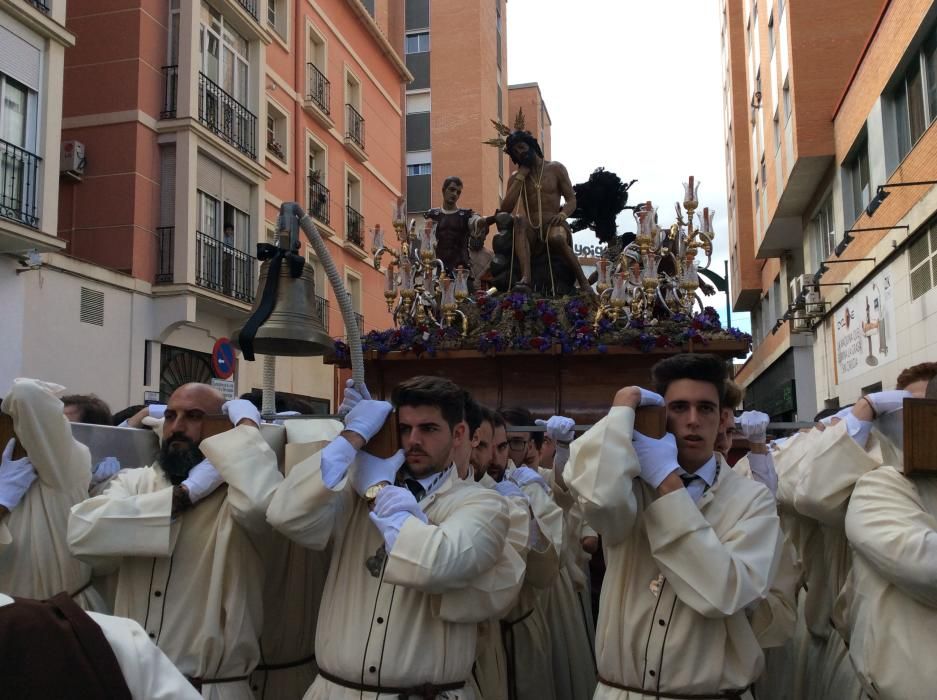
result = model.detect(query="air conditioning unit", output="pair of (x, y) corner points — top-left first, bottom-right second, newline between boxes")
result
(792, 308), (812, 334)
(804, 286), (826, 317)
(790, 276), (803, 304)
(61, 140), (86, 180)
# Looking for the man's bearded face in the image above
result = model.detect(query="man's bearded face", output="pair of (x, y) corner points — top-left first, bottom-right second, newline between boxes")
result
(158, 433), (204, 485)
(510, 142), (537, 167)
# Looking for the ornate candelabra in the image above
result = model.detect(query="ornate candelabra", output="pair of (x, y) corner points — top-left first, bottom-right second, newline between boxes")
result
(595, 176), (716, 327)
(371, 198), (469, 335)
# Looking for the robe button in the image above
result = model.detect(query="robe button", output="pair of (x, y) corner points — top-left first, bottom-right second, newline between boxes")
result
(658, 619), (665, 626)
(154, 591), (162, 597)
(148, 632), (155, 639)
(649, 670), (656, 677)
(369, 666), (376, 673)
(377, 617), (384, 624)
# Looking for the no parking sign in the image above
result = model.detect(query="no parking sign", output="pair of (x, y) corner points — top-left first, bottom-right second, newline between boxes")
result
(212, 338), (236, 379)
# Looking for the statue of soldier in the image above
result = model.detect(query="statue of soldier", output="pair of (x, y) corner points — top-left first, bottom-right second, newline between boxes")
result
(424, 176), (495, 289)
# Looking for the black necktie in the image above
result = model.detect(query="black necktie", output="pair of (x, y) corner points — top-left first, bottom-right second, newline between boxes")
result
(404, 478), (426, 502)
(680, 473), (701, 488)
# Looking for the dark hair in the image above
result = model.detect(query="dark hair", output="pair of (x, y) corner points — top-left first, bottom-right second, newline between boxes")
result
(722, 380), (745, 410)
(504, 130), (544, 165)
(113, 404), (146, 426)
(490, 410), (506, 430)
(651, 354), (728, 406)
(392, 376), (465, 429)
(464, 394), (484, 436)
(499, 406), (543, 449)
(62, 394), (113, 425)
(442, 176), (463, 193)
(896, 361), (937, 390)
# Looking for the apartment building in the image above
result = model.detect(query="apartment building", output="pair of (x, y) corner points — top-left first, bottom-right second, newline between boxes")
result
(403, 0), (509, 217)
(508, 82), (552, 161)
(0, 0), (75, 387)
(720, 0), (883, 420)
(0, 0), (407, 411)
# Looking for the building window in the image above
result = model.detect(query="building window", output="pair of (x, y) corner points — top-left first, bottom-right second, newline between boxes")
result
(266, 102), (287, 162)
(845, 138), (871, 223)
(407, 163), (431, 176)
(783, 83), (791, 123)
(909, 222), (937, 300)
(760, 154), (767, 186)
(199, 2), (249, 103)
(773, 111), (781, 152)
(405, 32), (430, 54)
(267, 0), (288, 38)
(754, 176), (760, 211)
(892, 32), (937, 163)
(812, 196), (835, 264)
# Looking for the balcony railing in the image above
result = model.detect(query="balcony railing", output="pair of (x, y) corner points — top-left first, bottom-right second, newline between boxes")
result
(346, 205), (364, 247)
(26, 0), (50, 12)
(345, 104), (365, 151)
(0, 138), (41, 229)
(354, 311), (364, 335)
(306, 63), (330, 115)
(309, 178), (330, 225)
(195, 230), (255, 303)
(198, 72), (257, 158)
(155, 226), (174, 283)
(236, 0), (258, 19)
(161, 65), (178, 119)
(314, 294), (330, 332)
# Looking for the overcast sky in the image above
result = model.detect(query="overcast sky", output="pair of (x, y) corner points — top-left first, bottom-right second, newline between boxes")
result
(507, 0), (751, 335)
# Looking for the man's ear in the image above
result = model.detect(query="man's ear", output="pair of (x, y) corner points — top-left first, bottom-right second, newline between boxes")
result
(452, 421), (467, 446)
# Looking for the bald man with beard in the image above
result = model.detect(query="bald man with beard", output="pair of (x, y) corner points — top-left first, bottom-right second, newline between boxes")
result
(68, 383), (282, 699)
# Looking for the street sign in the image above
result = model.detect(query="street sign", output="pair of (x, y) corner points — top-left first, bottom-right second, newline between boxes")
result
(211, 378), (236, 400)
(212, 337), (236, 379)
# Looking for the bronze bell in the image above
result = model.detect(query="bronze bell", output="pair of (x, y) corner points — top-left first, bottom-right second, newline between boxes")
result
(232, 248), (333, 357)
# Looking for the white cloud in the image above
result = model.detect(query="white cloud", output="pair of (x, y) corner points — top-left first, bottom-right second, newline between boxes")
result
(507, 0), (751, 334)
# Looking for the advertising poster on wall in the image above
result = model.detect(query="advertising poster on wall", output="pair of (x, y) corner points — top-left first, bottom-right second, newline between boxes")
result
(833, 269), (896, 383)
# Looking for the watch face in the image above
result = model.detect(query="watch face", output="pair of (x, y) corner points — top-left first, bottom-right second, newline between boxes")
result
(365, 483), (384, 501)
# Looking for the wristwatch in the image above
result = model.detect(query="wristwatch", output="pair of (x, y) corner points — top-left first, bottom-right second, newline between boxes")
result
(365, 481), (391, 503)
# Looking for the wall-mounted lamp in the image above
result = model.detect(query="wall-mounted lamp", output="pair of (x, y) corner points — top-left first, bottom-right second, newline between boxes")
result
(866, 181), (937, 217)
(835, 224), (910, 257)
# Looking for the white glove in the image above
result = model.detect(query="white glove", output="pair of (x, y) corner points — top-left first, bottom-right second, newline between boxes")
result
(13, 377), (66, 397)
(632, 431), (680, 489)
(844, 412), (873, 449)
(147, 404), (167, 420)
(863, 390), (912, 416)
(338, 379), (372, 416)
(638, 388), (666, 406)
(90, 456), (121, 486)
(350, 449), (405, 497)
(368, 484), (429, 550)
(535, 415), (575, 443)
(344, 399), (393, 442)
(321, 436), (358, 489)
(509, 465), (550, 494)
(223, 399), (262, 427)
(739, 410), (769, 445)
(493, 480), (527, 501)
(181, 459), (224, 504)
(0, 438), (37, 510)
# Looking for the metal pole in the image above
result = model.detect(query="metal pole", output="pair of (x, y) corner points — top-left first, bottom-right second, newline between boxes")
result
(724, 258), (732, 329)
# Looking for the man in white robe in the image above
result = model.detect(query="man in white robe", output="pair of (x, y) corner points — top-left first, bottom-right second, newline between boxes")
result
(267, 375), (524, 699)
(68, 384), (282, 699)
(0, 378), (104, 611)
(567, 353), (783, 699)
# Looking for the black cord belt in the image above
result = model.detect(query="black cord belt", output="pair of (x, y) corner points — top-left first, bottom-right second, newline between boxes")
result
(598, 676), (750, 699)
(317, 666), (465, 699)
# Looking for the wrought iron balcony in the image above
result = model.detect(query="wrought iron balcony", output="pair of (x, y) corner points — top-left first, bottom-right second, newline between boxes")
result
(345, 104), (365, 151)
(236, 0), (258, 20)
(315, 295), (330, 332)
(198, 72), (257, 158)
(195, 230), (256, 303)
(26, 0), (50, 12)
(0, 138), (41, 229)
(355, 311), (364, 334)
(155, 227), (174, 283)
(161, 65), (178, 119)
(306, 63), (330, 115)
(346, 205), (364, 248)
(309, 178), (330, 225)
